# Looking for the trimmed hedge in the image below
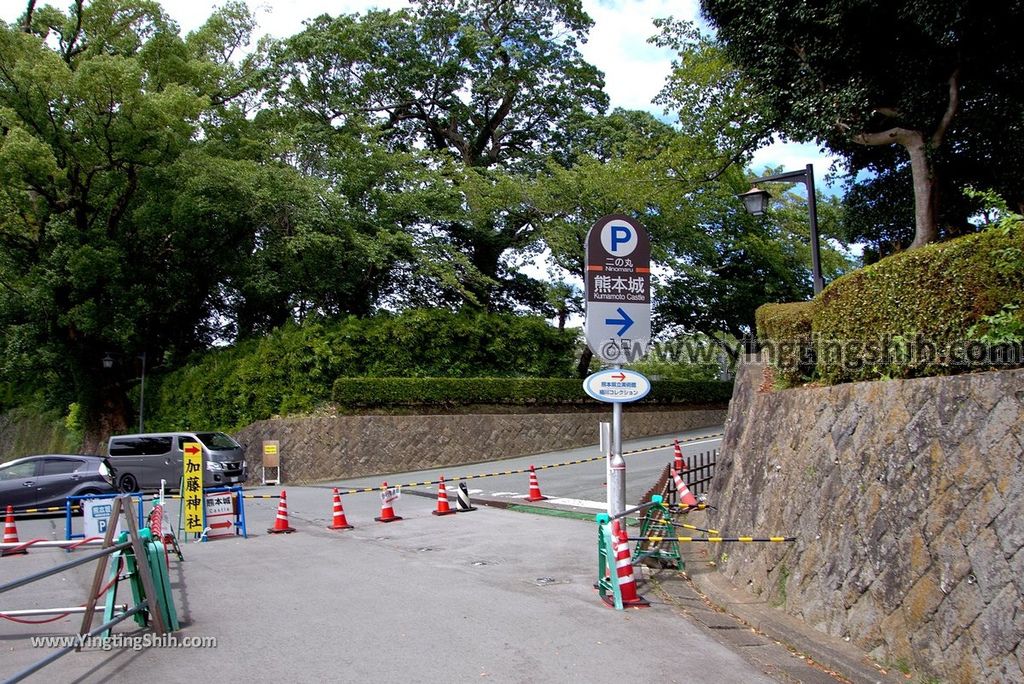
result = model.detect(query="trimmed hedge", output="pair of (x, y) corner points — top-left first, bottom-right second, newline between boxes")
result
(812, 225), (1023, 383)
(754, 302), (816, 385)
(146, 310), (580, 431)
(331, 377), (734, 407)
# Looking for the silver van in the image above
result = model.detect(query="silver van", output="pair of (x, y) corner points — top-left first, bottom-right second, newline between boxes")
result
(106, 432), (247, 492)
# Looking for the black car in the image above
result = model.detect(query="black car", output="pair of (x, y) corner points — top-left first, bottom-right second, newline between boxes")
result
(0, 454), (118, 512)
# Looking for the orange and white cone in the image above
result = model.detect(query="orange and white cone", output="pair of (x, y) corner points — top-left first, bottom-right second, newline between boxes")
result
(673, 439), (686, 473)
(526, 465), (547, 502)
(603, 519), (648, 608)
(267, 490), (296, 534)
(327, 488), (354, 530)
(671, 468), (699, 507)
(2, 505), (27, 556)
(432, 476), (456, 516)
(375, 482), (403, 523)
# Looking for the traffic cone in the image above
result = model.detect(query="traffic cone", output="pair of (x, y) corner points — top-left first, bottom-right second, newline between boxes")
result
(267, 490), (296, 534)
(2, 505), (27, 556)
(456, 482), (477, 512)
(375, 482), (403, 523)
(673, 439), (686, 473)
(604, 519), (648, 608)
(432, 476), (456, 516)
(327, 488), (354, 530)
(671, 468), (699, 507)
(526, 465), (547, 502)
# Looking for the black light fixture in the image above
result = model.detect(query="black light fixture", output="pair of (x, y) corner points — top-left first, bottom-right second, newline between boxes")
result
(738, 163), (824, 295)
(101, 352), (114, 369)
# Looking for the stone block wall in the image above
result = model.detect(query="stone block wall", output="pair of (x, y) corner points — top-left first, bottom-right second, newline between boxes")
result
(710, 359), (1023, 682)
(235, 407), (725, 485)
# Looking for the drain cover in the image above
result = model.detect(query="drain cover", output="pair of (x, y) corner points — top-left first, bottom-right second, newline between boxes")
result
(416, 547), (439, 553)
(534, 577), (559, 586)
(471, 560), (491, 566)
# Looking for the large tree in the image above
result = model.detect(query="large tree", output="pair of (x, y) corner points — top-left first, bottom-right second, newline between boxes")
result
(699, 0), (1024, 247)
(272, 0), (607, 309)
(0, 2), (354, 444)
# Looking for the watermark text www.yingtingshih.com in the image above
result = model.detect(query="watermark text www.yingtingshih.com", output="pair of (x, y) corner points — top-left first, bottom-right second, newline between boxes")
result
(30, 633), (218, 652)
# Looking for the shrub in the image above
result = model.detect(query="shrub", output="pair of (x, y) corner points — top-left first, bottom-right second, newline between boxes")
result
(812, 224), (1024, 383)
(146, 310), (580, 430)
(755, 301), (816, 385)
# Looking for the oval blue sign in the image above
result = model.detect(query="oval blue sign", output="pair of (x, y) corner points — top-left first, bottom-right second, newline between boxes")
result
(583, 369), (651, 404)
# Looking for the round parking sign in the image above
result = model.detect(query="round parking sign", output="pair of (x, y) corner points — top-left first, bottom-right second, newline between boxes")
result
(600, 221), (638, 257)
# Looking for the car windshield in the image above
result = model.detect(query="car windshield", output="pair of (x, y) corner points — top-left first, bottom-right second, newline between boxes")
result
(195, 433), (240, 450)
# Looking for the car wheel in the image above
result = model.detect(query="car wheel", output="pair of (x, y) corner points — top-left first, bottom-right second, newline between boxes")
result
(76, 489), (101, 513)
(118, 473), (139, 493)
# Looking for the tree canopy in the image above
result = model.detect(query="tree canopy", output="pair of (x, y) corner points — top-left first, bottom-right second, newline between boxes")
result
(1, 0), (857, 445)
(699, 0), (1024, 250)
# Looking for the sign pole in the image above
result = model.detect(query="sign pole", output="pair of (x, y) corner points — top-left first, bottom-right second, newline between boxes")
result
(583, 214), (652, 521)
(609, 369), (625, 520)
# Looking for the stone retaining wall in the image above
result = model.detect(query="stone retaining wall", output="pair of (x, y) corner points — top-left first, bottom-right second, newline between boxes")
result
(235, 407), (726, 485)
(710, 359), (1023, 682)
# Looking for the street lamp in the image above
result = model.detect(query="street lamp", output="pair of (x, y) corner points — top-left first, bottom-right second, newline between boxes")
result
(738, 163), (824, 295)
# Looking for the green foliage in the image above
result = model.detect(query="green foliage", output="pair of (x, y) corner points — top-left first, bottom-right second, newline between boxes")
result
(755, 302), (816, 386)
(0, 407), (80, 461)
(146, 310), (580, 430)
(813, 225), (1024, 383)
(331, 377), (733, 408)
(701, 0), (1024, 246)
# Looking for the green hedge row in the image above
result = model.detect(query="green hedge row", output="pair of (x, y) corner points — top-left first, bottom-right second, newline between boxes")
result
(754, 302), (815, 385)
(331, 377), (735, 407)
(754, 223), (1024, 385)
(146, 310), (579, 431)
(813, 223), (1023, 383)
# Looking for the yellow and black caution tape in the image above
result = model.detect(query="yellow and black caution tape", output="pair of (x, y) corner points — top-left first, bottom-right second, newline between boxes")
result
(669, 520), (721, 535)
(630, 535), (795, 543)
(332, 431), (725, 496)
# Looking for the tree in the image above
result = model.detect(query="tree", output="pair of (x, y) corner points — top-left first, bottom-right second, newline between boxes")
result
(0, 2), (334, 445)
(699, 0), (1024, 248)
(271, 0), (607, 309)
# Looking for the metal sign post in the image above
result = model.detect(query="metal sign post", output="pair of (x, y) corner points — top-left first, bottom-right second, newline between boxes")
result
(583, 215), (652, 521)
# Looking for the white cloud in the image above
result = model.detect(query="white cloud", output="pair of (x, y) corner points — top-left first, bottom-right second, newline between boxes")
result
(580, 0), (700, 112)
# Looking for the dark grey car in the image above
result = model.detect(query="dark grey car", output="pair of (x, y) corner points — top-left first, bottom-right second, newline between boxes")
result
(0, 454), (117, 511)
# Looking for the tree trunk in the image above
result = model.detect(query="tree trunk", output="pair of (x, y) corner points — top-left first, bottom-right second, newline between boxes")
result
(853, 127), (940, 249)
(576, 347), (593, 378)
(905, 135), (940, 248)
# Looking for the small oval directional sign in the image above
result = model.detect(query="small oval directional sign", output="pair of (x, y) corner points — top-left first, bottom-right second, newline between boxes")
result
(583, 369), (651, 404)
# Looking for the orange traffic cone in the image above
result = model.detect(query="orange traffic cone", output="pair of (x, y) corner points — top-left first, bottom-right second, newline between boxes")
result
(671, 468), (699, 507)
(375, 482), (403, 523)
(267, 490), (296, 534)
(327, 488), (354, 530)
(673, 439), (686, 473)
(606, 519), (648, 608)
(2, 505), (27, 556)
(432, 476), (456, 516)
(526, 465), (547, 502)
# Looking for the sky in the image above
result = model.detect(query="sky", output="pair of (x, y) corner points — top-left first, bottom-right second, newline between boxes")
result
(0, 0), (834, 176)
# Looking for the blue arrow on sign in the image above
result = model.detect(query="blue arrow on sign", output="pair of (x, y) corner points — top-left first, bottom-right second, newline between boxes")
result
(605, 307), (634, 337)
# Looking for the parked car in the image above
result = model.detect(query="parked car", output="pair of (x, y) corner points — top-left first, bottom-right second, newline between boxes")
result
(106, 431), (247, 492)
(0, 454), (117, 512)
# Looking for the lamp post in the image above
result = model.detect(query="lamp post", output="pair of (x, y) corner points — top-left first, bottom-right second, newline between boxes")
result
(738, 163), (824, 295)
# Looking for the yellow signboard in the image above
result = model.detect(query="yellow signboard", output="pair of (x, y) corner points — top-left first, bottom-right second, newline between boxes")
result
(183, 441), (204, 533)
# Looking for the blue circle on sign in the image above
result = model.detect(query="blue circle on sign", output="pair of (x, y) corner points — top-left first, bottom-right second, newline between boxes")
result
(601, 222), (637, 257)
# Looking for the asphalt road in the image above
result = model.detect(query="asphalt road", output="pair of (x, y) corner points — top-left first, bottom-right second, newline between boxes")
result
(1, 425), (770, 684)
